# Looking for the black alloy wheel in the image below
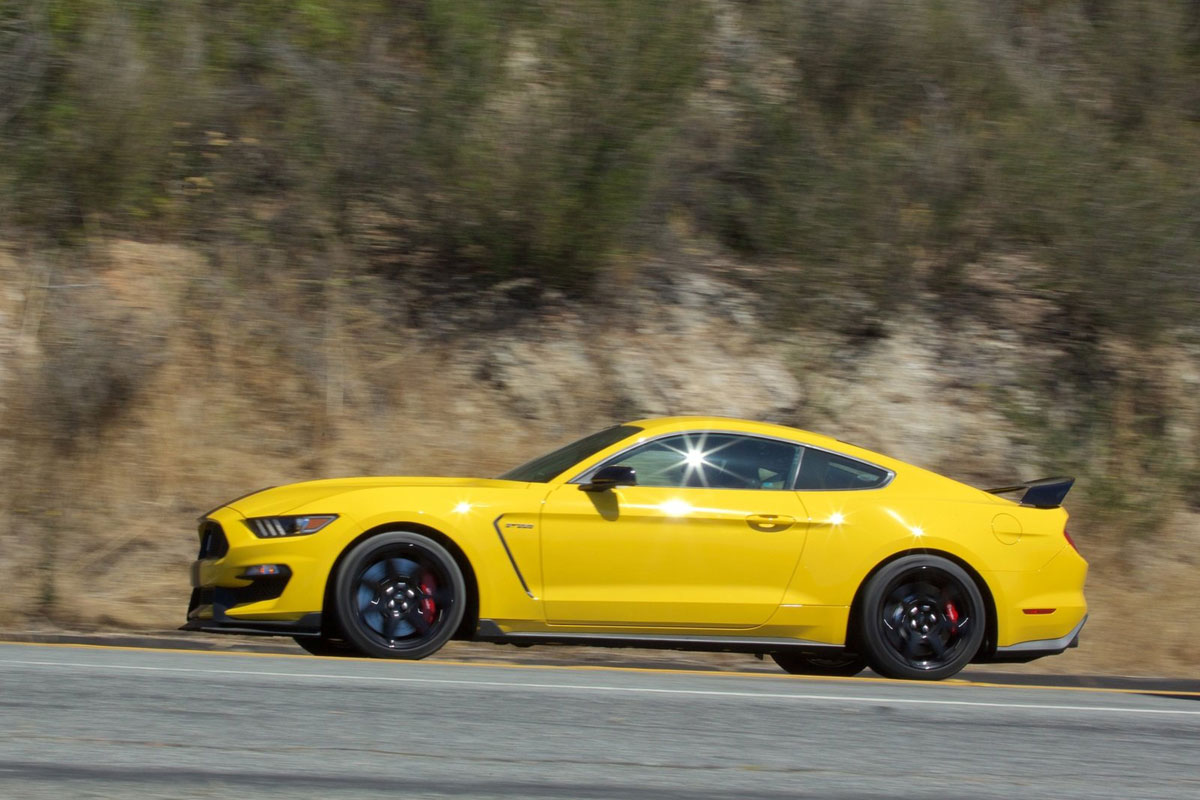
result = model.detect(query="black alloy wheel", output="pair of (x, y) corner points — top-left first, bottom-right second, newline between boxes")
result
(333, 532), (466, 660)
(771, 651), (867, 677)
(292, 635), (360, 657)
(858, 555), (986, 681)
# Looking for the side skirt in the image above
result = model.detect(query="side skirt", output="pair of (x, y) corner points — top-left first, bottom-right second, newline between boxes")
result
(473, 619), (846, 656)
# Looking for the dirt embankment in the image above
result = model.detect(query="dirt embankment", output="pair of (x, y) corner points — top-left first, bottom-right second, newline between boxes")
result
(1, 240), (1197, 677)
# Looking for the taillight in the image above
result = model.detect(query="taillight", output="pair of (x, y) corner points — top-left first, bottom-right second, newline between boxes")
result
(1064, 528), (1079, 553)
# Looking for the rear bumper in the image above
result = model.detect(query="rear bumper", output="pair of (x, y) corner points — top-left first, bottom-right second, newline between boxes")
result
(988, 614), (1087, 663)
(983, 543), (1088, 660)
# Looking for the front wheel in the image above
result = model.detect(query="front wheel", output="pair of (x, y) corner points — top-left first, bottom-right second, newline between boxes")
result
(858, 555), (986, 681)
(333, 532), (466, 660)
(771, 652), (867, 677)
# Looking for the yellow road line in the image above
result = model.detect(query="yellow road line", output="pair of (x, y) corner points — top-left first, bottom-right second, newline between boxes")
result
(1, 639), (1196, 697)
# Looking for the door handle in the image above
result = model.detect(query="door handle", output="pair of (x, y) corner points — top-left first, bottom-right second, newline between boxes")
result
(746, 514), (795, 532)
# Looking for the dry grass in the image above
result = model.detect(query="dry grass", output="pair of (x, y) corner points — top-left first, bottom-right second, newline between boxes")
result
(1, 238), (1197, 678)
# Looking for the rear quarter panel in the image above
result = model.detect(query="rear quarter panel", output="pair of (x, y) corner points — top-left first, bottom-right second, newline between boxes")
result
(785, 466), (1075, 645)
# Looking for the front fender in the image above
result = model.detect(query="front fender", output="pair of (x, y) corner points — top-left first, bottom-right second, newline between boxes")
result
(296, 486), (545, 624)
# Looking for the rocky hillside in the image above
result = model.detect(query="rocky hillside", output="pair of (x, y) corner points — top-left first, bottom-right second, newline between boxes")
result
(2, 238), (1198, 675)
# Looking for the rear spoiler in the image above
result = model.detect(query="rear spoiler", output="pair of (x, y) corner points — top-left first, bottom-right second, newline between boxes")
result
(985, 476), (1075, 508)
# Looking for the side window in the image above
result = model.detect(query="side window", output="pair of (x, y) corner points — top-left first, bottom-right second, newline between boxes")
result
(794, 448), (889, 490)
(603, 433), (802, 490)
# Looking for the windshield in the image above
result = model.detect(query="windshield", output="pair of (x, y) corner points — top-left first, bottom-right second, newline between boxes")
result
(498, 425), (642, 483)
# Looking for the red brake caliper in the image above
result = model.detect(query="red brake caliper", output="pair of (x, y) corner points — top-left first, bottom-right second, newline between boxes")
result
(419, 572), (437, 624)
(945, 601), (959, 633)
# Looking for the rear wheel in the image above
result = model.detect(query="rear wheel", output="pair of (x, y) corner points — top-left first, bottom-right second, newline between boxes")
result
(771, 652), (866, 677)
(333, 532), (466, 660)
(293, 635), (360, 657)
(858, 555), (986, 681)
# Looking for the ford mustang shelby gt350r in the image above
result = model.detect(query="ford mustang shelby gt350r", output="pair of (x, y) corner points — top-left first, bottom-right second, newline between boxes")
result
(184, 416), (1087, 680)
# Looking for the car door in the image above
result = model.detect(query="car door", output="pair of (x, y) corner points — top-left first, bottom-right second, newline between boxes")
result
(539, 432), (810, 628)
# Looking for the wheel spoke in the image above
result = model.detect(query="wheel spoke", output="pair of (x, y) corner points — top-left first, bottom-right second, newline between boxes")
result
(356, 588), (370, 612)
(385, 558), (406, 582)
(363, 607), (384, 635)
(912, 580), (940, 597)
(885, 582), (916, 606)
(361, 562), (388, 582)
(402, 558), (426, 583)
(406, 608), (431, 634)
(881, 605), (905, 649)
(927, 632), (947, 659)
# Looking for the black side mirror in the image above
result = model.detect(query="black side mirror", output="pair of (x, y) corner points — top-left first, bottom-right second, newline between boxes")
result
(580, 465), (636, 493)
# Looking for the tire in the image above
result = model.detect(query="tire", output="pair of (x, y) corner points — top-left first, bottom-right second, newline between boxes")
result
(293, 635), (360, 657)
(771, 652), (867, 677)
(858, 555), (986, 681)
(333, 531), (466, 660)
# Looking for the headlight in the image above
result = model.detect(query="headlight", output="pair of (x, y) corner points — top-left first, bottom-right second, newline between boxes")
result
(245, 515), (338, 538)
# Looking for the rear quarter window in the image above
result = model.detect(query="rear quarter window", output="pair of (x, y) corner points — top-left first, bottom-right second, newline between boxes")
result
(794, 448), (890, 491)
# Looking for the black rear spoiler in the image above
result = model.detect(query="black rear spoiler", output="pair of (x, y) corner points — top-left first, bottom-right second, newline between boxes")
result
(985, 476), (1075, 508)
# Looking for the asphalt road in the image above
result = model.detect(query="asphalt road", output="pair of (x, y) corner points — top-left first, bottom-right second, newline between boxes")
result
(0, 643), (1197, 799)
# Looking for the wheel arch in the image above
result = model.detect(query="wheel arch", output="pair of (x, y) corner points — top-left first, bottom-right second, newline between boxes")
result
(845, 548), (997, 661)
(324, 522), (480, 641)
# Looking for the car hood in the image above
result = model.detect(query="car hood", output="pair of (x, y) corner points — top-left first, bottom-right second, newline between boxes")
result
(224, 476), (524, 518)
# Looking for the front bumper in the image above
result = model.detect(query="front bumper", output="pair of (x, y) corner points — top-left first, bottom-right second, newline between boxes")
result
(185, 507), (335, 636)
(184, 576), (323, 637)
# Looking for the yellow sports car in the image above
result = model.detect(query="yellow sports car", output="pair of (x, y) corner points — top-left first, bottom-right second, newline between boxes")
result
(184, 416), (1087, 680)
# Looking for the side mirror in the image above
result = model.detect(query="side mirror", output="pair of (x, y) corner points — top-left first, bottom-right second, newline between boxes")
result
(580, 465), (636, 493)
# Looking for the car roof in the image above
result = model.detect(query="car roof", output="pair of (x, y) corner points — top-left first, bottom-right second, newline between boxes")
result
(627, 416), (857, 452)
(621, 416), (1007, 504)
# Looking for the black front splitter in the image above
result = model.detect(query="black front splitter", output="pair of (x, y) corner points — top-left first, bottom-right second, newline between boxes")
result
(180, 613), (323, 638)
